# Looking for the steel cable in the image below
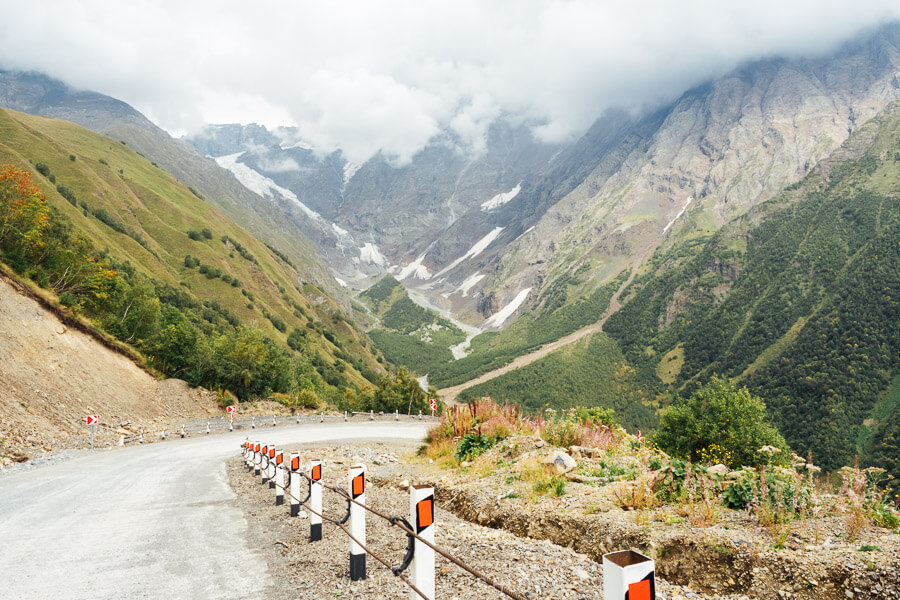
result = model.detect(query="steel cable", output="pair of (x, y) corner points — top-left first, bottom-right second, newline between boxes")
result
(284, 461), (528, 600)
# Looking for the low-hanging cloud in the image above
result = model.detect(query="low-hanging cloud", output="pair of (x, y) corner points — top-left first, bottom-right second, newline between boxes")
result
(1, 1), (899, 164)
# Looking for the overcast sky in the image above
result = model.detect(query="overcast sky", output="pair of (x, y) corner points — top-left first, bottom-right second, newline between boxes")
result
(2, 1), (899, 164)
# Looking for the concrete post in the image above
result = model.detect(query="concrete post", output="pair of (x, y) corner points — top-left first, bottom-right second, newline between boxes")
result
(273, 414), (277, 427)
(254, 442), (261, 475)
(206, 421), (210, 435)
(251, 416), (255, 429)
(297, 414), (301, 424)
(344, 411), (348, 422)
(410, 485), (436, 600)
(275, 450), (285, 506)
(309, 460), (323, 541)
(118, 434), (124, 447)
(180, 424), (185, 438)
(139, 429), (144, 444)
(161, 427), (166, 440)
(260, 445), (268, 481)
(418, 410), (422, 420)
(268, 447), (276, 488)
(290, 453), (301, 517)
(320, 413), (324, 423)
(349, 464), (366, 580)
(395, 409), (399, 421)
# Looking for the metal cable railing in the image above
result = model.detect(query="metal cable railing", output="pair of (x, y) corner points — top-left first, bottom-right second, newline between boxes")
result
(244, 442), (528, 600)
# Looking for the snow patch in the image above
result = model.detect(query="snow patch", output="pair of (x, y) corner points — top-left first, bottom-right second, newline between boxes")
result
(433, 227), (504, 278)
(480, 183), (521, 211)
(483, 288), (532, 329)
(662, 196), (693, 234)
(343, 161), (363, 186)
(396, 253), (432, 281)
(454, 272), (486, 297)
(334, 276), (348, 288)
(332, 223), (349, 236)
(215, 153), (320, 220)
(359, 242), (386, 266)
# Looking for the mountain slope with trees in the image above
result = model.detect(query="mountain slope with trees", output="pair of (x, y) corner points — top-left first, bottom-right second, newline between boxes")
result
(0, 108), (385, 403)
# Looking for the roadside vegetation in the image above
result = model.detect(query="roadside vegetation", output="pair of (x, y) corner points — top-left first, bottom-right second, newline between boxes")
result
(423, 390), (900, 547)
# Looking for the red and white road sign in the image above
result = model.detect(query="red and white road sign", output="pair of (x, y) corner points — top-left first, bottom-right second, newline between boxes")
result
(226, 405), (236, 414)
(429, 398), (437, 411)
(86, 415), (99, 425)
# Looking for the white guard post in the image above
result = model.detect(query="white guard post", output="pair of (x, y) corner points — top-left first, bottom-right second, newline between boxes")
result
(410, 485), (435, 600)
(275, 450), (285, 505)
(273, 414), (277, 427)
(252, 442), (259, 473)
(349, 464), (366, 580)
(268, 447), (276, 488)
(181, 424), (185, 438)
(309, 460), (323, 541)
(602, 550), (655, 600)
(244, 440), (251, 469)
(395, 409), (399, 421)
(206, 421), (210, 434)
(290, 453), (301, 517)
(259, 444), (267, 479)
(161, 427), (166, 440)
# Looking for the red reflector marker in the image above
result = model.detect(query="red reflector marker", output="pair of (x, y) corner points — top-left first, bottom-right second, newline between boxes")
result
(416, 496), (434, 531)
(352, 474), (365, 498)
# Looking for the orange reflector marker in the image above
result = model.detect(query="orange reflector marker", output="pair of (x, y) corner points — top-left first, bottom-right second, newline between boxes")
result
(312, 464), (321, 481)
(262, 445), (268, 455)
(416, 495), (434, 531)
(291, 456), (299, 470)
(352, 473), (365, 498)
(276, 452), (283, 465)
(628, 578), (652, 600)
(269, 448), (275, 458)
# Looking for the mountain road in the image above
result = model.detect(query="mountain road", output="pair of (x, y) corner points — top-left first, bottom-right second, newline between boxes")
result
(0, 422), (429, 599)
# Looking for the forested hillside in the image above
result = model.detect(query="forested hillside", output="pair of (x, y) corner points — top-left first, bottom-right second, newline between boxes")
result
(602, 105), (900, 471)
(0, 108), (384, 403)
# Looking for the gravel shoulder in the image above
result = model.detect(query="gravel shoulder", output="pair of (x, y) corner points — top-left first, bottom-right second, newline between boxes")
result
(228, 440), (747, 600)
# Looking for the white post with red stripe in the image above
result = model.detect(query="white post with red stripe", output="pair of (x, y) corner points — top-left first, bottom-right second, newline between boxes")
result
(254, 443), (262, 476)
(290, 453), (301, 517)
(349, 464), (366, 580)
(274, 450), (285, 505)
(268, 447), (276, 489)
(410, 484), (435, 600)
(260, 445), (269, 483)
(309, 460), (323, 541)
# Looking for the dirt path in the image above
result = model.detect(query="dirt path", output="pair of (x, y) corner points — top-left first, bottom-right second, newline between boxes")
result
(437, 251), (648, 403)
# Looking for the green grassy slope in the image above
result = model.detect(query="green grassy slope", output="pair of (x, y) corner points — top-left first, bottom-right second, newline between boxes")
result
(0, 108), (384, 395)
(358, 276), (464, 376)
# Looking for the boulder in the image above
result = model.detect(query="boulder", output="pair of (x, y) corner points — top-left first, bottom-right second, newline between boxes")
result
(542, 450), (577, 474)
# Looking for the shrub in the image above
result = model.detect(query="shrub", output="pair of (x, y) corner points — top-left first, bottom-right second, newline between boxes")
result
(35, 163), (50, 177)
(201, 228), (212, 239)
(186, 230), (202, 241)
(654, 376), (788, 468)
(455, 434), (496, 462)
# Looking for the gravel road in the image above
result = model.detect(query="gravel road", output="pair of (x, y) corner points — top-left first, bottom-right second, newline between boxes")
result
(0, 421), (429, 599)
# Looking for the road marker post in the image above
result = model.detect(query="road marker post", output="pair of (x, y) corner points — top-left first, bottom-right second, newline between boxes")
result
(254, 442), (261, 475)
(181, 424), (185, 438)
(86, 415), (98, 449)
(251, 416), (255, 429)
(418, 410), (422, 420)
(275, 450), (285, 505)
(349, 464), (367, 580)
(206, 421), (210, 435)
(344, 411), (348, 422)
(395, 409), (399, 421)
(139, 429), (144, 444)
(309, 460), (323, 541)
(297, 414), (301, 424)
(161, 427), (166, 440)
(260, 445), (268, 480)
(290, 453), (301, 517)
(273, 414), (277, 427)
(410, 485), (436, 600)
(320, 413), (324, 423)
(268, 447), (276, 488)
(118, 434), (124, 446)
(229, 416), (233, 431)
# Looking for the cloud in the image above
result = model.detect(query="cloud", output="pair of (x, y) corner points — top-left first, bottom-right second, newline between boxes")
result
(1, 1), (899, 164)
